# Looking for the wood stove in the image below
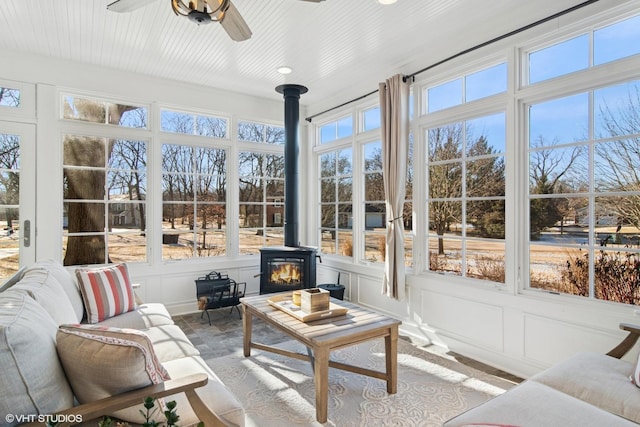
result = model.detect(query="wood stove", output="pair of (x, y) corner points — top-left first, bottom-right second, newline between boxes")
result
(259, 84), (318, 294)
(259, 246), (317, 294)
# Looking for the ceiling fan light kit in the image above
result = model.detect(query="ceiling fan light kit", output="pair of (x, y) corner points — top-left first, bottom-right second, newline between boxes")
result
(107, 0), (324, 42)
(171, 0), (227, 24)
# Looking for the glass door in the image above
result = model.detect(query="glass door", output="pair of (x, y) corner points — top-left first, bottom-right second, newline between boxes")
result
(0, 121), (35, 281)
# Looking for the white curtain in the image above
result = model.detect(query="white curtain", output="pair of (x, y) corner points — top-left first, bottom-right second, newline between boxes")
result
(379, 74), (410, 300)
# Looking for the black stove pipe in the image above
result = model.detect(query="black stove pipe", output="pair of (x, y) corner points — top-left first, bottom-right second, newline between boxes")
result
(275, 84), (308, 247)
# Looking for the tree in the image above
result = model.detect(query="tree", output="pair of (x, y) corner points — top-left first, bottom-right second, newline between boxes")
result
(0, 134), (20, 229)
(466, 136), (505, 238)
(238, 148), (284, 229)
(595, 84), (640, 228)
(320, 150), (353, 232)
(428, 125), (463, 254)
(0, 87), (20, 107)
(109, 133), (147, 233)
(529, 137), (584, 237)
(63, 100), (138, 265)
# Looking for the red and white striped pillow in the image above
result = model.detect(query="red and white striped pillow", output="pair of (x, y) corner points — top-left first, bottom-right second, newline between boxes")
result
(76, 263), (136, 323)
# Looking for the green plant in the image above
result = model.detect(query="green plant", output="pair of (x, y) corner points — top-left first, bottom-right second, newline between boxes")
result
(99, 397), (204, 427)
(140, 397), (177, 427)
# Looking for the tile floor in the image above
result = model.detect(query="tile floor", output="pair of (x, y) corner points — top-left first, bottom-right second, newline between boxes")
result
(174, 305), (523, 384)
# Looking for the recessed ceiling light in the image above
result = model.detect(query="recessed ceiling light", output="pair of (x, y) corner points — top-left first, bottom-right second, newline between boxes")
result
(378, 0), (397, 4)
(277, 66), (293, 74)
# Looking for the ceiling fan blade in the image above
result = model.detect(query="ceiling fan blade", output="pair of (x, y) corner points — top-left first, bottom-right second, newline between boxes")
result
(107, 0), (157, 13)
(218, 1), (252, 42)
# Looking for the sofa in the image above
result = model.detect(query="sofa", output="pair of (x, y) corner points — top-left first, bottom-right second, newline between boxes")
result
(444, 323), (640, 426)
(0, 260), (245, 427)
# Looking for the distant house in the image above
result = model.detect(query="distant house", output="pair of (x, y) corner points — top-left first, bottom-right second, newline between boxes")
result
(575, 205), (618, 227)
(109, 194), (144, 228)
(266, 197), (284, 227)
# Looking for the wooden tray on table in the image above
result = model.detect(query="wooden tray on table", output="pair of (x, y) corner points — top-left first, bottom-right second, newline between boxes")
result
(267, 292), (348, 322)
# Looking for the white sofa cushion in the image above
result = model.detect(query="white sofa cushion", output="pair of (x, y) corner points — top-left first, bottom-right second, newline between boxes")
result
(10, 268), (78, 324)
(163, 355), (246, 427)
(29, 259), (84, 321)
(97, 302), (174, 329)
(142, 324), (201, 362)
(444, 380), (638, 427)
(0, 291), (74, 425)
(531, 352), (640, 423)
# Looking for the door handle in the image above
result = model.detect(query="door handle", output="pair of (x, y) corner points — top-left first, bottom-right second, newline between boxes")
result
(23, 219), (30, 247)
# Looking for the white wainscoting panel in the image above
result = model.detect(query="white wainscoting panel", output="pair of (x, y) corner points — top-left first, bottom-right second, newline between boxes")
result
(421, 289), (504, 352)
(356, 275), (408, 319)
(522, 314), (623, 365)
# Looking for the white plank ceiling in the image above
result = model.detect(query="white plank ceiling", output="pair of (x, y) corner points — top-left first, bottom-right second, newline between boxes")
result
(0, 0), (610, 108)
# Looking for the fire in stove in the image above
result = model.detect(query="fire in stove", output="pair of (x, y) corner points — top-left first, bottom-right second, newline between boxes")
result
(269, 263), (302, 285)
(259, 246), (316, 294)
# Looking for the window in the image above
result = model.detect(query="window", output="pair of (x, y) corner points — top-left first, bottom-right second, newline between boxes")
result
(404, 134), (414, 267)
(319, 116), (353, 144)
(161, 144), (227, 260)
(529, 35), (589, 84)
(319, 148), (353, 257)
(363, 140), (385, 263)
(0, 80), (34, 118)
(60, 94), (286, 264)
(427, 113), (506, 282)
(528, 80), (640, 305)
(60, 94), (149, 266)
(236, 120), (285, 254)
(0, 133), (19, 258)
(362, 106), (381, 132)
(238, 151), (285, 254)
(238, 121), (284, 144)
(63, 134), (147, 265)
(528, 14), (640, 84)
(0, 86), (20, 107)
(594, 14), (640, 65)
(425, 63), (507, 113)
(161, 110), (227, 138)
(63, 95), (148, 128)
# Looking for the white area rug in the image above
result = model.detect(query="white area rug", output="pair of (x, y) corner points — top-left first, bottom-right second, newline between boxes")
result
(208, 338), (516, 426)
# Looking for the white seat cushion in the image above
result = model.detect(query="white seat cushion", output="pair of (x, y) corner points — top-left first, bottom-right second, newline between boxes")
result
(531, 352), (640, 423)
(142, 324), (201, 362)
(97, 302), (174, 329)
(162, 356), (245, 427)
(444, 380), (638, 427)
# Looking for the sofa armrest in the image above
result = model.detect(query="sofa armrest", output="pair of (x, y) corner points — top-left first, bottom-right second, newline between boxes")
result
(607, 323), (640, 359)
(19, 373), (227, 427)
(132, 282), (144, 305)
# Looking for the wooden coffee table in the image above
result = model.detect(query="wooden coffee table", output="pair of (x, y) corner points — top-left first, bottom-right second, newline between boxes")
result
(241, 292), (401, 423)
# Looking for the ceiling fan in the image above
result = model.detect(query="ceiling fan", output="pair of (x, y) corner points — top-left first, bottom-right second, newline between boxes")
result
(106, 0), (326, 42)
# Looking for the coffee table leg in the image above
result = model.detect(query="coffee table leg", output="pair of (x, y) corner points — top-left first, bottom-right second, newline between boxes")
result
(242, 305), (252, 357)
(313, 347), (329, 423)
(385, 326), (398, 394)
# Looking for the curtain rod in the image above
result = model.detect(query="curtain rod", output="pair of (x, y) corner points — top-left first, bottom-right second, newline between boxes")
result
(305, 0), (600, 123)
